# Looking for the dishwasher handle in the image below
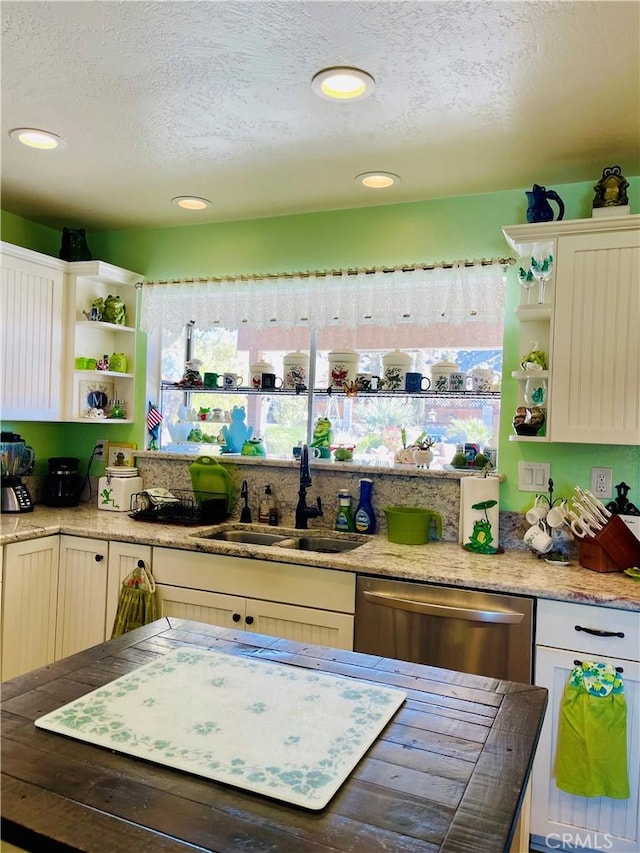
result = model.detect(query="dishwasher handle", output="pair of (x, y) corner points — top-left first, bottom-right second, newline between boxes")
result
(362, 590), (525, 624)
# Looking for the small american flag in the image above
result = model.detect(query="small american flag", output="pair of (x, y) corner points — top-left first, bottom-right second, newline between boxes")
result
(146, 403), (163, 431)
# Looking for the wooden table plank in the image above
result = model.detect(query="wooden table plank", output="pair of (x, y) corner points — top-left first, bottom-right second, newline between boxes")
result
(2, 618), (547, 853)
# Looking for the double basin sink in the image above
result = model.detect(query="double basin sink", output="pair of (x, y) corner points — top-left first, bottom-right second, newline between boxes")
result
(191, 526), (366, 554)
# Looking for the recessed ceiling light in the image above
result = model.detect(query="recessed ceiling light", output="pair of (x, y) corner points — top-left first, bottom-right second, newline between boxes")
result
(9, 128), (65, 150)
(356, 172), (400, 189)
(311, 67), (375, 101)
(171, 196), (212, 211)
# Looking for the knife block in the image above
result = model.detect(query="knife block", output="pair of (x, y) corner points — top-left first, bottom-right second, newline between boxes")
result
(579, 515), (640, 571)
(578, 539), (621, 572)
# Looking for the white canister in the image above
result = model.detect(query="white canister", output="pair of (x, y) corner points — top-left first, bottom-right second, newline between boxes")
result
(382, 349), (412, 390)
(282, 350), (310, 390)
(249, 357), (274, 390)
(98, 473), (143, 512)
(327, 349), (359, 388)
(430, 360), (459, 393)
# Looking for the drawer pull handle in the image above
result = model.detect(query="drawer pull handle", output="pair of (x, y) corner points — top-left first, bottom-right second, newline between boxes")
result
(232, 613), (241, 623)
(245, 616), (254, 626)
(575, 625), (624, 638)
(574, 658), (623, 674)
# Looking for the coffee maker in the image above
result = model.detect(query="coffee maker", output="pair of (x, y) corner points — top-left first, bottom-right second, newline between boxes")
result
(44, 457), (81, 507)
(1, 432), (35, 512)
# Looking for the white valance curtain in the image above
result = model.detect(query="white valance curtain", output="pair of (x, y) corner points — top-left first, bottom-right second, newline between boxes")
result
(140, 261), (506, 333)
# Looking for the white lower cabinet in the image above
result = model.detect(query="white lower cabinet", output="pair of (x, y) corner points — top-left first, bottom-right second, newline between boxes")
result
(531, 600), (640, 852)
(2, 537), (60, 680)
(152, 547), (355, 650)
(1, 535), (152, 680)
(56, 535), (109, 659)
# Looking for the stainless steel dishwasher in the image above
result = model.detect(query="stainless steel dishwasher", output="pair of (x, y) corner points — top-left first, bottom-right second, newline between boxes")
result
(354, 576), (534, 684)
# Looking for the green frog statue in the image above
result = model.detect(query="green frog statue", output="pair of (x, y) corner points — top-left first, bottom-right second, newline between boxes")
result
(102, 294), (126, 325)
(310, 417), (332, 458)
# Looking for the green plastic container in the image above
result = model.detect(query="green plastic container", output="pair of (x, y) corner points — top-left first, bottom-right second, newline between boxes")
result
(189, 456), (233, 511)
(383, 506), (442, 545)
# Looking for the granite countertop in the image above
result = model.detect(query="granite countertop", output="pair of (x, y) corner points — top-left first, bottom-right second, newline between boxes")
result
(1, 505), (639, 611)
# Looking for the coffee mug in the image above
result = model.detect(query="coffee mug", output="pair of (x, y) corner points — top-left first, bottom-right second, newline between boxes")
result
(223, 373), (243, 388)
(355, 372), (372, 392)
(449, 371), (471, 392)
(471, 369), (495, 393)
(204, 372), (223, 389)
(525, 496), (549, 525)
(292, 445), (321, 459)
(261, 373), (282, 390)
(546, 502), (568, 528)
(405, 372), (431, 392)
(523, 521), (554, 553)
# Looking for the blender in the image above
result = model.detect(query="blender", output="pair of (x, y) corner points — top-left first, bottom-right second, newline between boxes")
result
(1, 432), (35, 512)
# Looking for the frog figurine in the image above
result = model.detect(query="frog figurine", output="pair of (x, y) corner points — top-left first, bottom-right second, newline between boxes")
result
(241, 437), (266, 457)
(102, 294), (126, 325)
(310, 417), (332, 458)
(220, 406), (253, 453)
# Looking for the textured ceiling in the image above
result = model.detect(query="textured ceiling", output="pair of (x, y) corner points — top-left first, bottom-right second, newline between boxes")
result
(1, 1), (639, 232)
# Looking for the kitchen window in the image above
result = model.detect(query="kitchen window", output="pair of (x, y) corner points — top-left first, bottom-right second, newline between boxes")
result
(143, 261), (506, 467)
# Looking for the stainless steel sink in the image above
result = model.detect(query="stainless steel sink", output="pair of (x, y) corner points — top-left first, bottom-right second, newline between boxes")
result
(280, 536), (364, 553)
(205, 530), (290, 545)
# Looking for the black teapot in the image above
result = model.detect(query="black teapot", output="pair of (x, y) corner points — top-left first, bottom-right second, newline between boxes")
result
(525, 185), (565, 223)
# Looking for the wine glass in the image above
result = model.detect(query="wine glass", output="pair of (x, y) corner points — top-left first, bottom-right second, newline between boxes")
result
(530, 249), (554, 304)
(517, 262), (536, 305)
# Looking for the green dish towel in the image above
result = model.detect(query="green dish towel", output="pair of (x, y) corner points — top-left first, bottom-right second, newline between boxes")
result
(554, 661), (629, 799)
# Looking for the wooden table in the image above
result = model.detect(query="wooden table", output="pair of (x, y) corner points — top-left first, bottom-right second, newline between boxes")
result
(1, 618), (546, 852)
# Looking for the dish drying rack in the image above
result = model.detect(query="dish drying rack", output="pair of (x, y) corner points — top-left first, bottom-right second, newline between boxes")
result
(129, 489), (229, 525)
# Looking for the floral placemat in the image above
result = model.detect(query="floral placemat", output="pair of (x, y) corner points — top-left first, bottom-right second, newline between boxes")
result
(35, 647), (405, 810)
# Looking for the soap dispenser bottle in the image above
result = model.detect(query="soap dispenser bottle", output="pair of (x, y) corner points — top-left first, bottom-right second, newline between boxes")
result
(335, 490), (355, 532)
(259, 485), (274, 524)
(354, 478), (376, 534)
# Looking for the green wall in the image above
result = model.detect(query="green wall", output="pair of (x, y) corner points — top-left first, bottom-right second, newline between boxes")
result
(3, 177), (639, 509)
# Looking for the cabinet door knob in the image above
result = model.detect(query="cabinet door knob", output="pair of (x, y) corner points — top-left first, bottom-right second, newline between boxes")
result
(245, 615), (254, 626)
(94, 553), (105, 562)
(232, 613), (241, 623)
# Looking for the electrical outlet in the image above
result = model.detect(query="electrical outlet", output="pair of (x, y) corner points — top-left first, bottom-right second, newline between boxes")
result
(94, 439), (108, 458)
(590, 467), (613, 499)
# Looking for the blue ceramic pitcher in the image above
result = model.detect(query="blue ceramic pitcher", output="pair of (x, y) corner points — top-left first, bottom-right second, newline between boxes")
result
(526, 185), (565, 223)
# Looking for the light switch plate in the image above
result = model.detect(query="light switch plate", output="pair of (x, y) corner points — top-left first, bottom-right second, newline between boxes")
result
(518, 461), (551, 492)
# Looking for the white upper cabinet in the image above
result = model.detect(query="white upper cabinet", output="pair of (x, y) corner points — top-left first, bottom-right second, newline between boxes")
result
(503, 215), (640, 445)
(0, 243), (66, 420)
(0, 242), (142, 423)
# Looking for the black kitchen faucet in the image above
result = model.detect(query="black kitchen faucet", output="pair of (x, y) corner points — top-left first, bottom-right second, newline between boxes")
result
(295, 444), (322, 529)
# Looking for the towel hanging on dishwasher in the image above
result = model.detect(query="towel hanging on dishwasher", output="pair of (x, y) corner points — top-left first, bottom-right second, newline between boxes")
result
(111, 560), (158, 639)
(554, 660), (629, 799)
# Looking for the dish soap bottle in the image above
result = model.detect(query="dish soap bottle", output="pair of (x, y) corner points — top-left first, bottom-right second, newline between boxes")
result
(335, 490), (355, 532)
(355, 478), (376, 534)
(259, 484), (275, 524)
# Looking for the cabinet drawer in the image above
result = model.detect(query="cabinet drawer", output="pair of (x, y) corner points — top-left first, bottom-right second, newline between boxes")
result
(537, 599), (640, 661)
